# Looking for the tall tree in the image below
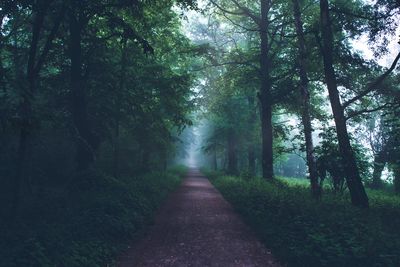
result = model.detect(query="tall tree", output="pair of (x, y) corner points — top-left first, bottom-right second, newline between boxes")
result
(291, 0), (321, 198)
(319, 0), (369, 207)
(259, 0), (274, 179)
(67, 0), (100, 172)
(12, 0), (65, 217)
(209, 0), (289, 179)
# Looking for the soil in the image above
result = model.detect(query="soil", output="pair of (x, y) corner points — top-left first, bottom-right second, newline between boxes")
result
(117, 168), (281, 267)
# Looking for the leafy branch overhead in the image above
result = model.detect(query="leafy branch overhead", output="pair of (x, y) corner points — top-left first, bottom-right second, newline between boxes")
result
(106, 15), (154, 54)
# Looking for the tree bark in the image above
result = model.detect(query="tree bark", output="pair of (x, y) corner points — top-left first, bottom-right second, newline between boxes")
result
(141, 146), (150, 172)
(213, 142), (218, 170)
(209, 0), (274, 179)
(113, 41), (127, 178)
(69, 4), (98, 172)
(292, 0), (321, 199)
(160, 148), (168, 171)
(247, 96), (256, 177)
(372, 152), (386, 189)
(395, 175), (400, 194)
(319, 0), (369, 207)
(259, 0), (274, 180)
(113, 119), (120, 177)
(393, 164), (400, 194)
(227, 130), (238, 175)
(12, 2), (48, 218)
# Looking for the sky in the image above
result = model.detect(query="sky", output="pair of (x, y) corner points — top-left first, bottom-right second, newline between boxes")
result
(351, 28), (400, 68)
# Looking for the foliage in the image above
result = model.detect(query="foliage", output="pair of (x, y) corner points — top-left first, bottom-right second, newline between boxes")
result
(207, 171), (400, 267)
(0, 0), (196, 218)
(195, 0), (400, 205)
(0, 167), (186, 267)
(1, 0), (400, 265)
(315, 127), (371, 192)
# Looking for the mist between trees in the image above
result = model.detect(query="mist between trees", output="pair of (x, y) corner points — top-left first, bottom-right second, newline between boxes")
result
(185, 0), (400, 207)
(0, 0), (400, 266)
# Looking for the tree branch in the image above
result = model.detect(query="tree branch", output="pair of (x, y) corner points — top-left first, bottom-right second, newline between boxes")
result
(34, 4), (66, 76)
(330, 6), (394, 21)
(346, 103), (391, 121)
(191, 60), (259, 72)
(209, 0), (245, 16)
(343, 51), (400, 108)
(209, 0), (261, 26)
(230, 0), (261, 25)
(216, 10), (259, 32)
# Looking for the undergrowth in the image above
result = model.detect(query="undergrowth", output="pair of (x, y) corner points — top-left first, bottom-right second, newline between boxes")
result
(205, 170), (400, 267)
(0, 166), (186, 267)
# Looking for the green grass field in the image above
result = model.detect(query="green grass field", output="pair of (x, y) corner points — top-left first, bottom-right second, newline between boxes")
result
(205, 170), (400, 267)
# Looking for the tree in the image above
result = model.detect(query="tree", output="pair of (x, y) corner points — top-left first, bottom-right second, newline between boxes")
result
(8, 0), (66, 217)
(291, 0), (321, 198)
(0, 0), (197, 219)
(208, 0), (292, 179)
(319, 0), (369, 207)
(318, 0), (400, 207)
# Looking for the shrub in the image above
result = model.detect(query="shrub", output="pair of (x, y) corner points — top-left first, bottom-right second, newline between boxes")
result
(206, 171), (400, 267)
(0, 166), (186, 267)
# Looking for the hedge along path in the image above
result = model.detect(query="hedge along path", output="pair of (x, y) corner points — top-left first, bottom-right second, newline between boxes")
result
(118, 168), (281, 267)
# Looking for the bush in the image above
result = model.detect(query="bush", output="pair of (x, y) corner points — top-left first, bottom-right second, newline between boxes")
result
(0, 166), (186, 267)
(206, 171), (400, 267)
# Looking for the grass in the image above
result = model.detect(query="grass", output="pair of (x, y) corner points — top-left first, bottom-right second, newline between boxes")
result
(278, 176), (310, 187)
(205, 169), (400, 267)
(0, 166), (187, 267)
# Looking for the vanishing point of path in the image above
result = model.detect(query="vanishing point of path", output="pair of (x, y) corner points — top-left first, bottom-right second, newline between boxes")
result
(118, 168), (281, 267)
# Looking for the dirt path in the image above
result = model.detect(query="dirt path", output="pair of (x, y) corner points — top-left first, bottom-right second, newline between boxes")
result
(118, 168), (280, 267)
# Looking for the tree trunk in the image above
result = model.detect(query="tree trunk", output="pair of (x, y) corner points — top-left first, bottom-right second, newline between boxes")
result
(319, 0), (369, 208)
(222, 148), (227, 170)
(372, 152), (386, 189)
(213, 142), (218, 170)
(247, 96), (256, 177)
(113, 120), (120, 177)
(113, 42), (127, 178)
(162, 149), (168, 171)
(141, 146), (150, 172)
(259, 0), (274, 180)
(292, 0), (321, 199)
(227, 131), (238, 175)
(248, 145), (256, 176)
(393, 164), (400, 194)
(12, 4), (47, 218)
(69, 7), (97, 172)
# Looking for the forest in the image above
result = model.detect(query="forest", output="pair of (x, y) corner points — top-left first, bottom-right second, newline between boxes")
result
(0, 0), (400, 266)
